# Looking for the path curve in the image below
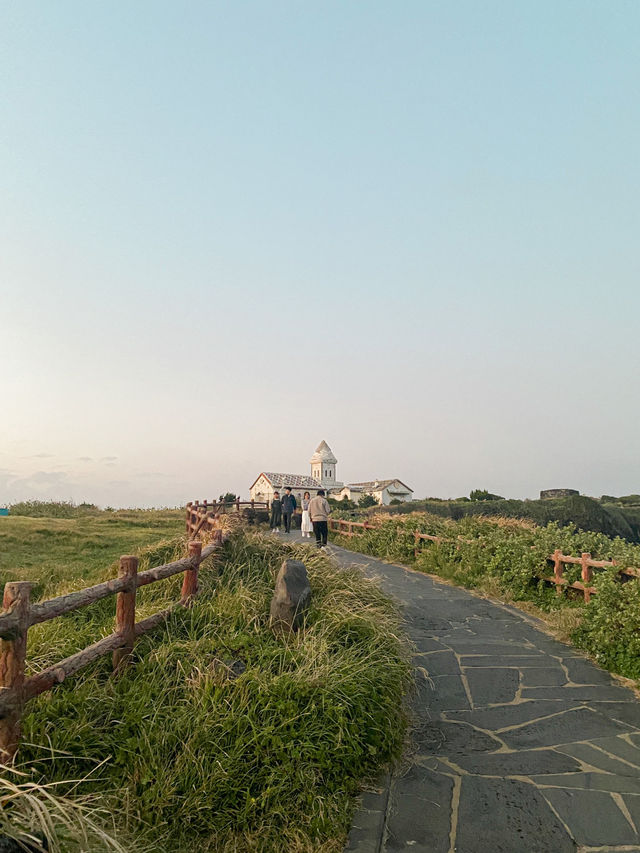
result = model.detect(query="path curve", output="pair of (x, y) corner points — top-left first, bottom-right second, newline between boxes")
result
(286, 532), (640, 852)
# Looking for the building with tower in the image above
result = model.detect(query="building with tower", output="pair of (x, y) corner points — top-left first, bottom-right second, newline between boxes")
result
(249, 441), (413, 506)
(249, 440), (343, 506)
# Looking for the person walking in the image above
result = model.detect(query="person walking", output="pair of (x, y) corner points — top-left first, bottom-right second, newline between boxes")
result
(281, 487), (297, 534)
(270, 492), (282, 533)
(300, 491), (313, 538)
(308, 489), (331, 548)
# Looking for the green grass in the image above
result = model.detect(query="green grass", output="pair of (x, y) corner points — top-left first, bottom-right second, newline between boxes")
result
(4, 517), (409, 852)
(0, 510), (184, 598)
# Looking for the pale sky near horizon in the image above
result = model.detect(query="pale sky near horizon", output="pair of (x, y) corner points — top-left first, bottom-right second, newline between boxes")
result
(1, 1), (639, 508)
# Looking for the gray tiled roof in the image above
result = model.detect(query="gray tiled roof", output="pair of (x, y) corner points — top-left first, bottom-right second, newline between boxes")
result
(347, 479), (413, 492)
(262, 472), (322, 489)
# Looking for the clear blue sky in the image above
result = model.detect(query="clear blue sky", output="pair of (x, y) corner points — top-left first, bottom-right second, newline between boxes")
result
(2, 1), (639, 506)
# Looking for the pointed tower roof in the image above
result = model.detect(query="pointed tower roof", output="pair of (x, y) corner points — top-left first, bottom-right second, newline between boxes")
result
(310, 440), (337, 465)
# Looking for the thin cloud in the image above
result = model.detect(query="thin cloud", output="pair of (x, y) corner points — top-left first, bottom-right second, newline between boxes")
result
(100, 456), (118, 463)
(77, 456), (93, 462)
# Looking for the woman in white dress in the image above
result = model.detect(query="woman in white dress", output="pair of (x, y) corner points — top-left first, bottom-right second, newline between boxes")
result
(301, 491), (313, 538)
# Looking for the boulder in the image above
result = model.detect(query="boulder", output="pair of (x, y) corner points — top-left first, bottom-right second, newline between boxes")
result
(270, 559), (311, 631)
(0, 836), (48, 852)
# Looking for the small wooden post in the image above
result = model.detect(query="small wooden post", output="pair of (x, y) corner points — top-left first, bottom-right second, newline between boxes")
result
(113, 556), (138, 674)
(182, 541), (202, 604)
(553, 549), (564, 595)
(581, 553), (593, 603)
(414, 531), (420, 558)
(0, 582), (33, 763)
(251, 499), (255, 510)
(185, 502), (192, 535)
(236, 497), (241, 514)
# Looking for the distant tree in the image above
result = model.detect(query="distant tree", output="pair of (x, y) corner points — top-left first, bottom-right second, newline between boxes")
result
(219, 492), (237, 504)
(389, 499), (403, 505)
(359, 494), (378, 508)
(469, 489), (505, 502)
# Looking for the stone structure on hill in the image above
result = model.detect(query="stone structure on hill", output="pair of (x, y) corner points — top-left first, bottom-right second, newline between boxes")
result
(249, 441), (413, 506)
(540, 488), (579, 500)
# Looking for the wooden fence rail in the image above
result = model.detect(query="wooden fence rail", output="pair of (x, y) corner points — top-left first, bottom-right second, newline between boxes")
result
(0, 523), (228, 764)
(327, 519), (640, 604)
(186, 500), (269, 538)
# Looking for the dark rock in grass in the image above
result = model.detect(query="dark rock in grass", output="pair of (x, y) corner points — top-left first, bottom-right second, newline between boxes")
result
(0, 835), (48, 852)
(270, 559), (311, 631)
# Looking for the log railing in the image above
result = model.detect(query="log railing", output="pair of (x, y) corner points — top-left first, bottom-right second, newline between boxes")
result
(327, 519), (640, 603)
(0, 525), (229, 764)
(186, 499), (269, 537)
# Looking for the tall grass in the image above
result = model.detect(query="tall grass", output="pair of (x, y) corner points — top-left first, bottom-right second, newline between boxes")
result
(17, 530), (410, 852)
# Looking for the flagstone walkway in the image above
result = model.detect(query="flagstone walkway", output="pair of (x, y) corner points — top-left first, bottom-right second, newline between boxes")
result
(283, 531), (640, 852)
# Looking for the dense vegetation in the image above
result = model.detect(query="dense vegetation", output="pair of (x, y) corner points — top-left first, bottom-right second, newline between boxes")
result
(362, 495), (640, 543)
(3, 517), (409, 852)
(330, 513), (640, 681)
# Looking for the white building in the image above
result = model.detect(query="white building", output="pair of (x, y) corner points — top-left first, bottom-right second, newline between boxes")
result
(249, 441), (343, 505)
(335, 479), (413, 506)
(249, 442), (413, 507)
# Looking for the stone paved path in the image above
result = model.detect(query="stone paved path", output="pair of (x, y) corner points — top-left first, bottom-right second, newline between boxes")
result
(282, 531), (640, 852)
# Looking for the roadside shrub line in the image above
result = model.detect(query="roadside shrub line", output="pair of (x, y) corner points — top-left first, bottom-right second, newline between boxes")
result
(330, 514), (640, 682)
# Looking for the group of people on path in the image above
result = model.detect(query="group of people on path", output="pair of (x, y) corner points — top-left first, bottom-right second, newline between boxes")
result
(269, 487), (330, 548)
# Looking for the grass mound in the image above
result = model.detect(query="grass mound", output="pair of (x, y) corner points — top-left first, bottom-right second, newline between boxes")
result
(19, 530), (410, 852)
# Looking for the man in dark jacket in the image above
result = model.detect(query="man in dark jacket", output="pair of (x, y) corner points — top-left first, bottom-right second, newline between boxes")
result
(281, 487), (297, 533)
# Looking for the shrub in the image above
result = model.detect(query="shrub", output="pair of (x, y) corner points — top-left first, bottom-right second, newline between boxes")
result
(358, 495), (377, 508)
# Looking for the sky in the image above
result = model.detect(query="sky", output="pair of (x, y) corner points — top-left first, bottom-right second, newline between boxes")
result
(1, 1), (639, 507)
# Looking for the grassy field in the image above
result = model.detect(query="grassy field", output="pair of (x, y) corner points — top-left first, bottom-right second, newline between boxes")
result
(0, 509), (184, 597)
(0, 510), (410, 852)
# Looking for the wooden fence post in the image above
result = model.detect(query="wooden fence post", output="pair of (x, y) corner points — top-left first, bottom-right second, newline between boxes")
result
(182, 541), (202, 604)
(236, 497), (241, 514)
(581, 553), (593, 603)
(185, 502), (192, 535)
(553, 549), (564, 595)
(0, 582), (33, 763)
(113, 556), (138, 674)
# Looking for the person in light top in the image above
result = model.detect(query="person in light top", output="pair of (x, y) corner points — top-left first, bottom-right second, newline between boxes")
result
(300, 491), (313, 538)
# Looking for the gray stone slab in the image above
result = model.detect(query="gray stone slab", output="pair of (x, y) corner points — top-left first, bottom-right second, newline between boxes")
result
(521, 685), (636, 702)
(589, 702), (640, 730)
(446, 700), (575, 731)
(415, 673), (471, 712)
(533, 771), (640, 794)
(589, 736), (640, 768)
(461, 655), (557, 668)
(542, 788), (637, 846)
(385, 766), (452, 853)
(413, 650), (459, 677)
(411, 638), (449, 653)
(620, 794), (640, 834)
(455, 777), (575, 852)
(556, 741), (640, 775)
(466, 667), (520, 706)
(564, 656), (616, 685)
(414, 720), (502, 755)
(500, 707), (633, 750)
(452, 748), (581, 776)
(443, 640), (541, 656)
(520, 667), (568, 687)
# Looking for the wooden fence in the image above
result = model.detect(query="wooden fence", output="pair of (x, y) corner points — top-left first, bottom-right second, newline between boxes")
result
(0, 524), (228, 764)
(327, 519), (640, 604)
(186, 499), (269, 538)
